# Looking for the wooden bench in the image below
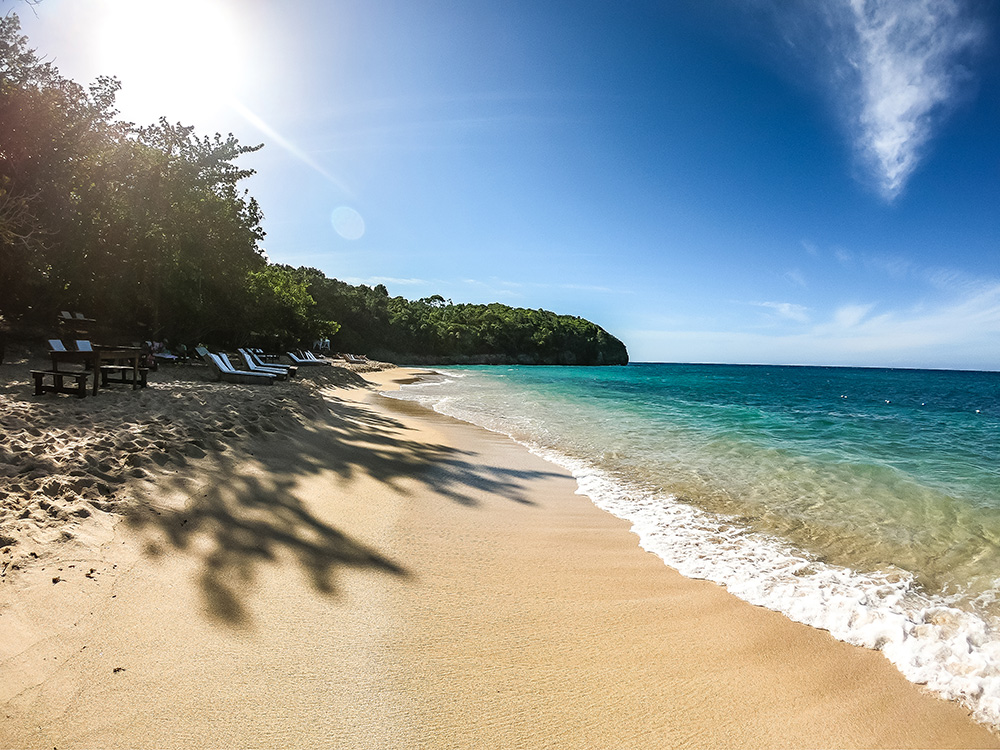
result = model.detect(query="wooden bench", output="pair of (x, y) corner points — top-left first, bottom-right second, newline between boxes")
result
(100, 365), (149, 388)
(30, 369), (91, 398)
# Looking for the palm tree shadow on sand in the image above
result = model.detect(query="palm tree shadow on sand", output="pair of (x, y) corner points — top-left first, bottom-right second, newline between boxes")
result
(124, 387), (566, 628)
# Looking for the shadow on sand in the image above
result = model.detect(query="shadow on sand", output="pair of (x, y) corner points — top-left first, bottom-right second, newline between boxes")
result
(123, 384), (565, 627)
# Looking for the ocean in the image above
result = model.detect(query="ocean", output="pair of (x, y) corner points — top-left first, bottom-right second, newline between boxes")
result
(385, 362), (1000, 727)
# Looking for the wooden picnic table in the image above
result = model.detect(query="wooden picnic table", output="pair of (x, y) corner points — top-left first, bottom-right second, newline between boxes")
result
(50, 345), (143, 396)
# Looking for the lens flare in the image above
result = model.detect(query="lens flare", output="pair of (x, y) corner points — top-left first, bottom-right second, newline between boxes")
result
(331, 206), (365, 240)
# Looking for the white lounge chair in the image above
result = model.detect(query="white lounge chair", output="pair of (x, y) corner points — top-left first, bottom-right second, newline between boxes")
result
(238, 348), (295, 379)
(285, 350), (327, 366)
(201, 350), (276, 385)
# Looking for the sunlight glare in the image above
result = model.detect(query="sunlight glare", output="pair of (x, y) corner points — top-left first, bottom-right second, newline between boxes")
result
(95, 0), (246, 125)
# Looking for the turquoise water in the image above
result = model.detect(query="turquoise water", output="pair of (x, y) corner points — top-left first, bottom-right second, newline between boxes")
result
(387, 363), (1000, 726)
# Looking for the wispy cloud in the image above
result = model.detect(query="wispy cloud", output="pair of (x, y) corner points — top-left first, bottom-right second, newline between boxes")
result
(343, 276), (431, 287)
(783, 269), (808, 288)
(755, 301), (812, 323)
(830, 302), (876, 328)
(462, 277), (625, 295)
(629, 282), (1000, 369)
(842, 0), (986, 200)
(754, 0), (987, 201)
(834, 247), (854, 265)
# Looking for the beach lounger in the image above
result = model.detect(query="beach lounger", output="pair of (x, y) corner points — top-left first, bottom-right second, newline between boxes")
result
(246, 348), (297, 377)
(48, 339), (68, 352)
(146, 340), (180, 364)
(285, 351), (327, 366)
(57, 311), (95, 333)
(201, 350), (276, 385)
(237, 348), (296, 380)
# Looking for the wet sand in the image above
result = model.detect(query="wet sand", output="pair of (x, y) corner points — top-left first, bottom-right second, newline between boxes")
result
(0, 360), (996, 748)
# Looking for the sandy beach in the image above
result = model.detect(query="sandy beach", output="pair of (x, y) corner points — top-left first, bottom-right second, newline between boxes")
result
(1, 358), (997, 749)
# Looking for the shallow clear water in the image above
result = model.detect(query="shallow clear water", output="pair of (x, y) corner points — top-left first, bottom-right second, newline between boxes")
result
(386, 363), (1000, 727)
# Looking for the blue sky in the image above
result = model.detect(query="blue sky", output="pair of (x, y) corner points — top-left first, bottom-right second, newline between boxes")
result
(12, 0), (1000, 368)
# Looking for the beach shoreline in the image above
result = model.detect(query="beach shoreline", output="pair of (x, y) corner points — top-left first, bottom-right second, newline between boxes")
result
(0, 361), (996, 748)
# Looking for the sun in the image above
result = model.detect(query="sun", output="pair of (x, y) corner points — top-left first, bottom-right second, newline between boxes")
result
(95, 0), (246, 126)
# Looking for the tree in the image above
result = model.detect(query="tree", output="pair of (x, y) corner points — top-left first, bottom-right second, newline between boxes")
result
(0, 14), (273, 346)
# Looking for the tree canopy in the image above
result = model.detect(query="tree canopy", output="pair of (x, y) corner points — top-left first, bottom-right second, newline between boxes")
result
(0, 14), (277, 344)
(287, 269), (628, 365)
(0, 14), (626, 365)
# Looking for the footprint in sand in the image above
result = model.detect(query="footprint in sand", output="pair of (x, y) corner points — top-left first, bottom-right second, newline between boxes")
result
(41, 481), (64, 498)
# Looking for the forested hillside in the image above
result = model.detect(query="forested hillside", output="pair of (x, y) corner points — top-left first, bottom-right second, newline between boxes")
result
(292, 270), (628, 365)
(0, 15), (626, 365)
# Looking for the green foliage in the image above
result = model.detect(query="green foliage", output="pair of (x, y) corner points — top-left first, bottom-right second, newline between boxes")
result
(292, 271), (629, 365)
(0, 14), (279, 345)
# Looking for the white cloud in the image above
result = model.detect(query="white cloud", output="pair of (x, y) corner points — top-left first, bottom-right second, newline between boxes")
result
(840, 0), (985, 200)
(756, 301), (811, 323)
(463, 277), (623, 295)
(834, 247), (854, 265)
(343, 276), (430, 286)
(783, 269), (808, 288)
(863, 253), (912, 279)
(752, 0), (987, 200)
(628, 283), (1000, 369)
(831, 302), (876, 328)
